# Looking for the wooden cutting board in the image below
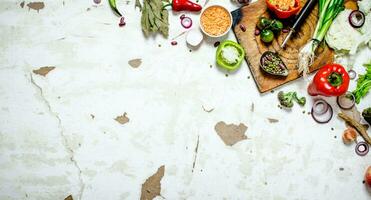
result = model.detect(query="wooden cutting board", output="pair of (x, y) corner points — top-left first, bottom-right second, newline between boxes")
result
(232, 0), (334, 93)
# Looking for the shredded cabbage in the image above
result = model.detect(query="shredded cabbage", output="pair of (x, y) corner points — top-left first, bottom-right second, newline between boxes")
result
(325, 8), (371, 54)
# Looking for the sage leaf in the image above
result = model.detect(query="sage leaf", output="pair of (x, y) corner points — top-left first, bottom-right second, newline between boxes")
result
(135, 0), (142, 11)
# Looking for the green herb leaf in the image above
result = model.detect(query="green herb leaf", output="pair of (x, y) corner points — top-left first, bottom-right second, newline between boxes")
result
(135, 0), (142, 11)
(352, 62), (371, 103)
(159, 9), (169, 37)
(141, 2), (149, 36)
(140, 0), (169, 38)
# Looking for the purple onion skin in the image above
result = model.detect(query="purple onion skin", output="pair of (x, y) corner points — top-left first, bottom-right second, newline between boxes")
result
(348, 70), (356, 79)
(171, 41), (178, 46)
(349, 10), (365, 28)
(311, 101), (333, 124)
(336, 92), (355, 110)
(355, 142), (369, 156)
(181, 17), (192, 29)
(313, 100), (328, 115)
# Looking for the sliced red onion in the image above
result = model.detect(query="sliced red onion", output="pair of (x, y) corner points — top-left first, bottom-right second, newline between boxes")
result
(311, 99), (333, 124)
(180, 14), (185, 20)
(93, 0), (101, 4)
(348, 69), (356, 80)
(181, 17), (192, 29)
(349, 10), (365, 28)
(355, 141), (369, 156)
(312, 99), (329, 115)
(171, 41), (178, 45)
(282, 28), (289, 33)
(337, 92), (355, 110)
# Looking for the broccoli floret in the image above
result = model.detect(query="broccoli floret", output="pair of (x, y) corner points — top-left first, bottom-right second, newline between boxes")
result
(278, 91), (306, 108)
(278, 91), (296, 108)
(296, 95), (306, 106)
(362, 107), (371, 125)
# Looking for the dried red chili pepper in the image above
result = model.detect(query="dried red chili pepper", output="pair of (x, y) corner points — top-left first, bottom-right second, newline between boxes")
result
(308, 64), (350, 97)
(164, 0), (202, 12)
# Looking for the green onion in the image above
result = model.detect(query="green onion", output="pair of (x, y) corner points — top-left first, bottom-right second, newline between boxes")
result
(298, 0), (344, 76)
(109, 0), (122, 16)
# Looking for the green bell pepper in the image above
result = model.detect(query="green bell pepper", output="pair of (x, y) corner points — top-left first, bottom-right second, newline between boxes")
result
(216, 40), (245, 71)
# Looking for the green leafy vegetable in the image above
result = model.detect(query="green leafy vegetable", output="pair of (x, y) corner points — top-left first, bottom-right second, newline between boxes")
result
(296, 95), (306, 106)
(108, 0), (121, 16)
(352, 62), (371, 104)
(140, 0), (169, 38)
(298, 0), (344, 76)
(278, 91), (306, 108)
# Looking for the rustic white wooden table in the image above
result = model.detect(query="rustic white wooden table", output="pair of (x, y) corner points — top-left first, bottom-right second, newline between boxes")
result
(0, 0), (370, 199)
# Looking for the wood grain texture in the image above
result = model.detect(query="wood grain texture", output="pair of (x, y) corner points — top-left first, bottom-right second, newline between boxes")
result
(233, 0), (334, 93)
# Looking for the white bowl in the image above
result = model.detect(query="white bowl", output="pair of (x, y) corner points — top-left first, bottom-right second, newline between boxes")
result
(199, 5), (233, 39)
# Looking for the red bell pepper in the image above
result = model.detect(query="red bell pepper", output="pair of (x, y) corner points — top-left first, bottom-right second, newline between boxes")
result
(308, 63), (350, 97)
(265, 0), (300, 19)
(164, 0), (202, 12)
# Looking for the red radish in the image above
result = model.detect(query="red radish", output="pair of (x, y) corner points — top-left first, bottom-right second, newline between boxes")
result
(365, 166), (371, 188)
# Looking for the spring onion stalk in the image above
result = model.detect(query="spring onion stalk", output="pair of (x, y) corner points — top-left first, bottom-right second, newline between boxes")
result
(298, 0), (344, 76)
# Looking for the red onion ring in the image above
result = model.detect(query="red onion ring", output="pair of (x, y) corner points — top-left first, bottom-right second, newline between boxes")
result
(311, 99), (333, 124)
(349, 10), (365, 28)
(337, 92), (355, 110)
(181, 17), (192, 29)
(355, 141), (369, 156)
(312, 99), (329, 115)
(348, 69), (356, 80)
